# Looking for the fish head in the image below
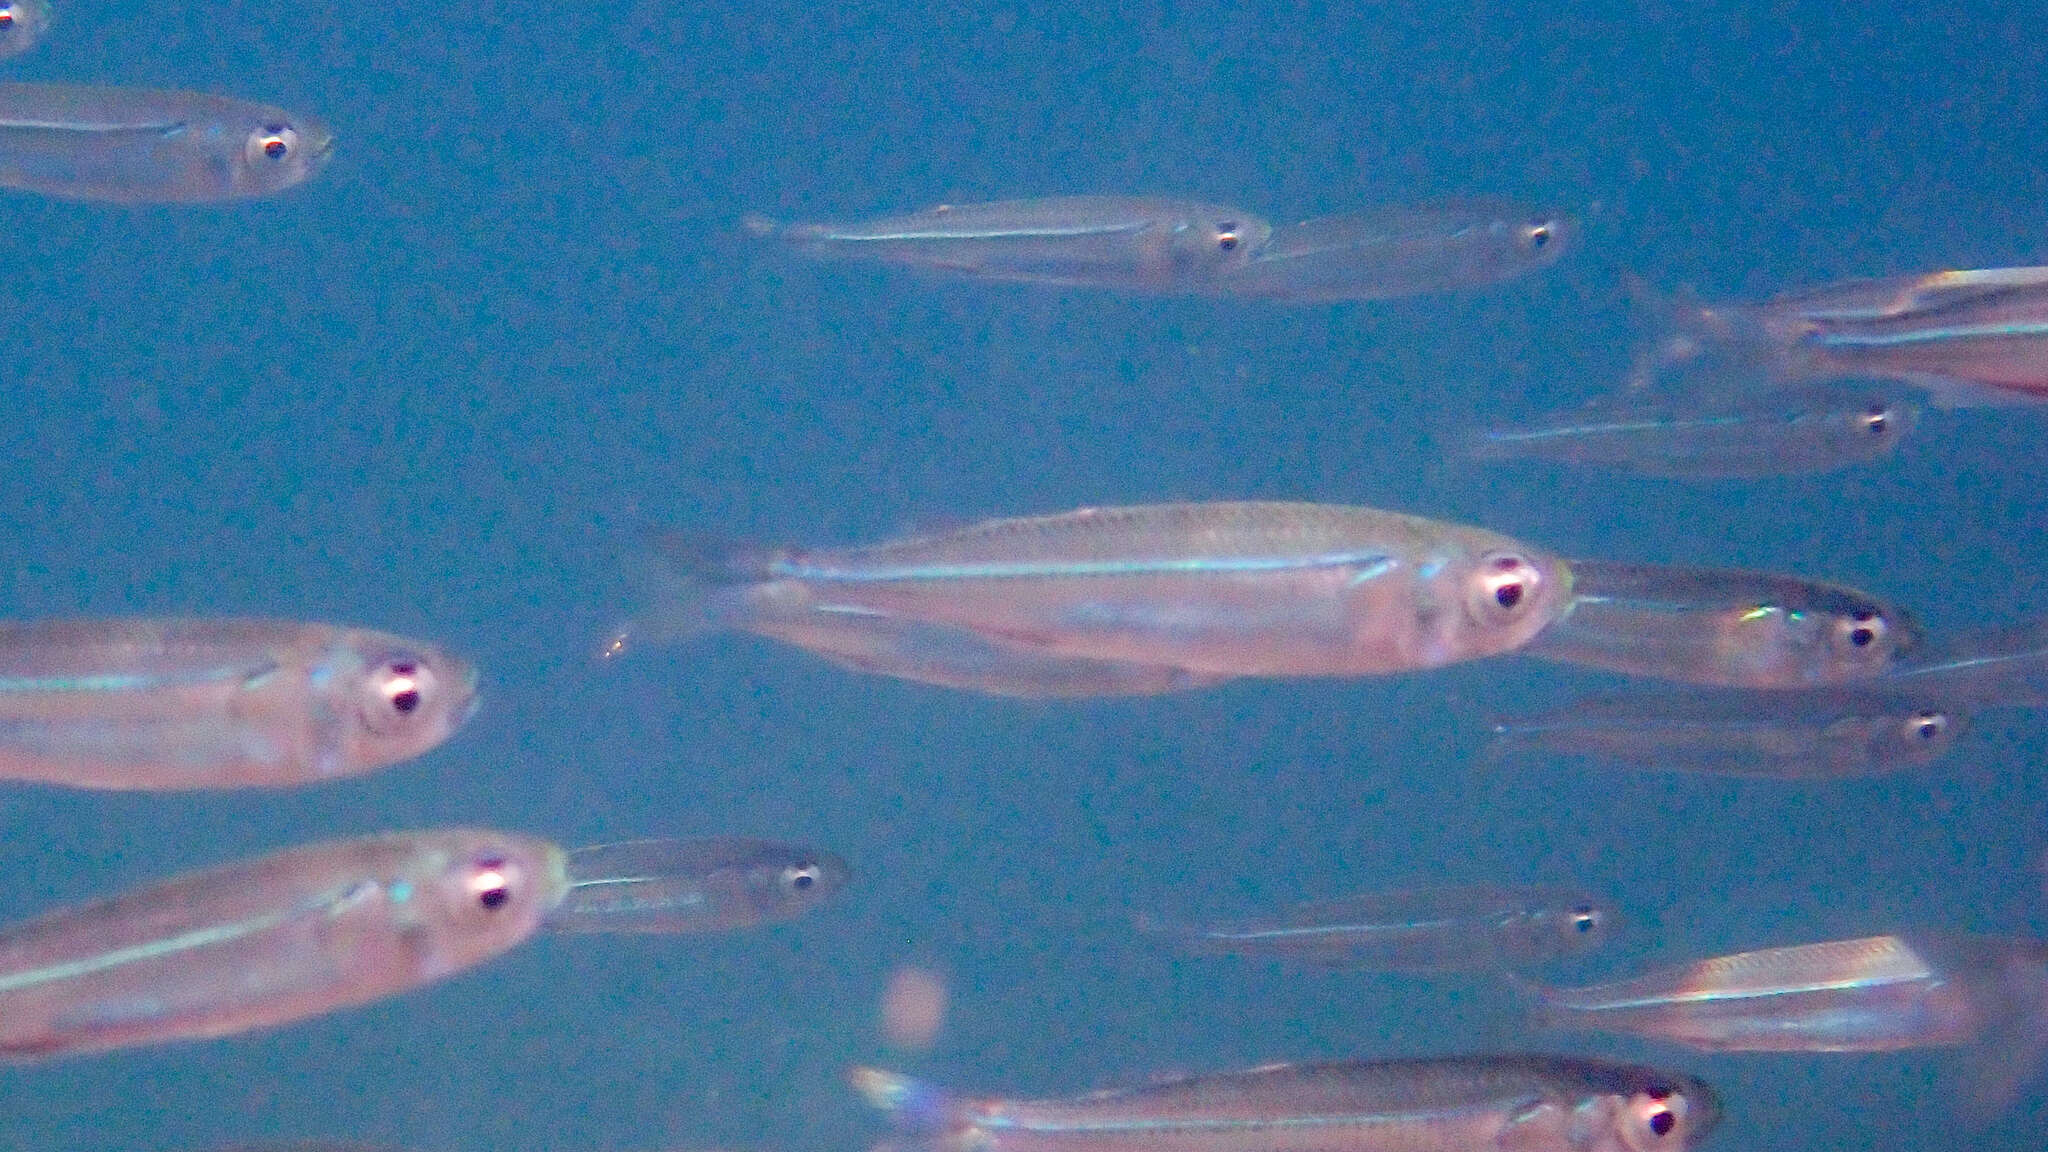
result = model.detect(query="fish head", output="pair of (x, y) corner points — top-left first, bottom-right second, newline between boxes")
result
(1504, 208), (1577, 273)
(1170, 206), (1274, 274)
(1575, 1064), (1720, 1152)
(1445, 542), (1577, 660)
(337, 631), (481, 769)
(402, 830), (570, 966)
(236, 108), (336, 197)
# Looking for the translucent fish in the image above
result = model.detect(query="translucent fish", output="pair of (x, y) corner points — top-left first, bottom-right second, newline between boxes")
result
(0, 618), (477, 790)
(1489, 687), (1964, 778)
(1523, 560), (1920, 688)
(622, 503), (1573, 683)
(852, 1055), (1719, 1152)
(549, 837), (849, 934)
(1885, 615), (2048, 708)
(1517, 934), (2048, 1057)
(742, 196), (1271, 292)
(0, 829), (567, 1060)
(0, 83), (333, 203)
(1463, 384), (1919, 478)
(0, 0), (52, 61)
(1214, 200), (1575, 302)
(1633, 268), (2048, 408)
(1139, 884), (1616, 972)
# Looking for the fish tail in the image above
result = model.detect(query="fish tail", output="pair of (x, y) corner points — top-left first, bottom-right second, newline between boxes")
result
(740, 212), (783, 238)
(609, 529), (782, 651)
(851, 1066), (966, 1130)
(1620, 275), (1767, 396)
(1500, 971), (1567, 1028)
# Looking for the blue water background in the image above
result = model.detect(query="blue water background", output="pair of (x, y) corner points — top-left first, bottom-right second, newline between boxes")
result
(0, 0), (2042, 1148)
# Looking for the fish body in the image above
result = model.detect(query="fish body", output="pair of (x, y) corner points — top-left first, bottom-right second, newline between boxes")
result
(0, 829), (567, 1060)
(1489, 688), (1962, 778)
(551, 837), (849, 934)
(1217, 200), (1574, 302)
(745, 196), (1271, 291)
(630, 503), (1572, 681)
(1464, 385), (1918, 478)
(853, 1055), (1719, 1152)
(0, 618), (476, 790)
(1524, 560), (1918, 688)
(1144, 885), (1615, 971)
(1520, 935), (2048, 1052)
(0, 83), (332, 202)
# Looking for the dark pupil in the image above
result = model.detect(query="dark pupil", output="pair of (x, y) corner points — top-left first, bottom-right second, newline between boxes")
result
(792, 870), (815, 889)
(392, 688), (422, 714)
(1648, 1110), (1676, 1137)
(1495, 582), (1524, 610)
(1912, 713), (1941, 739)
(1848, 626), (1876, 648)
(1218, 234), (1238, 251)
(1573, 910), (1595, 932)
(1529, 226), (1550, 248)
(478, 886), (510, 909)
(263, 136), (288, 159)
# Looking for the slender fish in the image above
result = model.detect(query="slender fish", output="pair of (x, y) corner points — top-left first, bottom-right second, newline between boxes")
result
(1216, 200), (1575, 302)
(1517, 934), (2048, 1053)
(853, 1055), (1719, 1152)
(0, 618), (477, 790)
(743, 196), (1271, 292)
(0, 83), (332, 202)
(550, 837), (849, 934)
(1488, 688), (1963, 778)
(0, 829), (567, 1060)
(1463, 384), (1918, 478)
(1522, 560), (1919, 688)
(619, 503), (1573, 682)
(1140, 884), (1615, 972)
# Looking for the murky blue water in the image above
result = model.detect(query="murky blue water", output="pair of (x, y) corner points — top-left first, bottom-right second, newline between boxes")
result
(0, 0), (2042, 1148)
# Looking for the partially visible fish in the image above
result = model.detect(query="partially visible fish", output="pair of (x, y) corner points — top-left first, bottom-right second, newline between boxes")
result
(1140, 884), (1616, 972)
(1885, 615), (2048, 708)
(852, 1055), (1720, 1152)
(1214, 199), (1574, 302)
(619, 503), (1573, 683)
(744, 196), (1271, 293)
(550, 837), (849, 934)
(1488, 688), (1963, 778)
(1463, 384), (1919, 478)
(1523, 560), (1919, 688)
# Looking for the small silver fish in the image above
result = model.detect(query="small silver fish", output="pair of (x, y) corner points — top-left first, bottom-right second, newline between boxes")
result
(1141, 884), (1617, 971)
(852, 1055), (1719, 1152)
(550, 837), (849, 934)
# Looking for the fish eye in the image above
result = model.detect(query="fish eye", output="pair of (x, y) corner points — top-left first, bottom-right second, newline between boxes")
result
(0, 4), (17, 26)
(1216, 222), (1241, 252)
(1835, 608), (1887, 652)
(1621, 1091), (1687, 1149)
(1466, 551), (1543, 625)
(247, 124), (300, 166)
(361, 655), (437, 733)
(1861, 402), (1894, 436)
(466, 856), (515, 911)
(1526, 222), (1553, 250)
(1904, 710), (1950, 742)
(1569, 903), (1601, 933)
(783, 863), (823, 892)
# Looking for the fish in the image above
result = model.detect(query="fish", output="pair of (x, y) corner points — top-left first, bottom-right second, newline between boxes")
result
(1462, 384), (1919, 478)
(0, 618), (478, 790)
(1214, 200), (1575, 302)
(1488, 687), (1964, 778)
(1515, 934), (2048, 1055)
(852, 1055), (1719, 1152)
(620, 503), (1574, 682)
(1522, 559), (1920, 688)
(0, 828), (567, 1060)
(1884, 615), (2048, 708)
(549, 837), (850, 934)
(1632, 268), (2048, 408)
(1139, 884), (1616, 972)
(0, 83), (332, 202)
(0, 0), (51, 61)
(742, 196), (1272, 292)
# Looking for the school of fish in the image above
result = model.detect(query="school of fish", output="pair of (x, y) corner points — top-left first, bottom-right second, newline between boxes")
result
(1, 5), (2042, 1152)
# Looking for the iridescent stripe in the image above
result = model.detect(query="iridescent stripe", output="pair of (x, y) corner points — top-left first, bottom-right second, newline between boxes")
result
(774, 553), (1397, 584)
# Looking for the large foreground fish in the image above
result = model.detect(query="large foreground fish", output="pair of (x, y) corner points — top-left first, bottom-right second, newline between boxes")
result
(853, 1055), (1720, 1152)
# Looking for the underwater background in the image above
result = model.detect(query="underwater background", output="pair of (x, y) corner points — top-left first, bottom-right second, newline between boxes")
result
(0, 0), (2043, 1148)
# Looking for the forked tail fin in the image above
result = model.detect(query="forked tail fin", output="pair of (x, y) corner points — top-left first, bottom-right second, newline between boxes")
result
(599, 529), (782, 660)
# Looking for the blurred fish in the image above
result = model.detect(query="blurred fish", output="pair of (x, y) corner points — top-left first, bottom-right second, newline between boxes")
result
(724, 608), (1232, 698)
(0, 618), (477, 791)
(1215, 200), (1574, 302)
(1523, 560), (1919, 688)
(617, 503), (1573, 683)
(0, 0), (51, 60)
(1885, 615), (2048, 708)
(0, 829), (566, 1060)
(743, 196), (1270, 292)
(0, 83), (332, 202)
(1633, 267), (2048, 407)
(852, 1055), (1719, 1152)
(1139, 884), (1616, 972)
(1462, 384), (1919, 478)
(1517, 934), (2048, 1056)
(549, 836), (849, 934)
(1488, 687), (1963, 778)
